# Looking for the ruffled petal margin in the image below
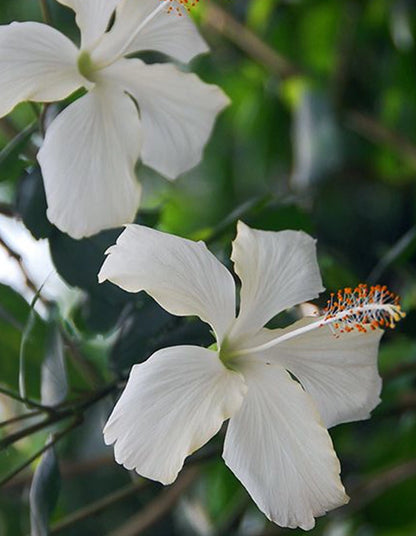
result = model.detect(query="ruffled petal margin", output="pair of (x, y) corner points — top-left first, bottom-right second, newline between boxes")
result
(98, 224), (236, 344)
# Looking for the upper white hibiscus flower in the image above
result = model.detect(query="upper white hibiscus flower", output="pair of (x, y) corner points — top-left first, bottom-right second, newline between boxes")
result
(0, 0), (229, 238)
(98, 221), (404, 530)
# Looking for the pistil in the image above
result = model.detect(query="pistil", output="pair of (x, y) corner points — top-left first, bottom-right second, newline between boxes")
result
(234, 284), (405, 357)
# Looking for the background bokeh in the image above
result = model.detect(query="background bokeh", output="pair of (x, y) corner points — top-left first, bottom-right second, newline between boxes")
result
(0, 0), (415, 535)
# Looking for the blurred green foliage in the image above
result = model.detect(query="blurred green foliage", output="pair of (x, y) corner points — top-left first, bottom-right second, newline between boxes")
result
(0, 0), (415, 535)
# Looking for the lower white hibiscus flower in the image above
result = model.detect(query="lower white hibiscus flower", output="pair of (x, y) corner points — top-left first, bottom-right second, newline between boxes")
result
(98, 221), (404, 530)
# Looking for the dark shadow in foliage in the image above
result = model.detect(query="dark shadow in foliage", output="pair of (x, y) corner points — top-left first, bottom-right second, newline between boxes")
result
(111, 294), (214, 375)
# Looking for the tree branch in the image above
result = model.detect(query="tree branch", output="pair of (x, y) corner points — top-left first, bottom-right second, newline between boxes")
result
(0, 381), (117, 451)
(346, 111), (416, 169)
(0, 234), (49, 306)
(203, 3), (301, 80)
(0, 409), (43, 429)
(345, 458), (416, 514)
(0, 203), (14, 217)
(203, 2), (416, 169)
(39, 0), (52, 25)
(107, 468), (199, 536)
(50, 478), (151, 534)
(0, 386), (48, 412)
(0, 418), (80, 487)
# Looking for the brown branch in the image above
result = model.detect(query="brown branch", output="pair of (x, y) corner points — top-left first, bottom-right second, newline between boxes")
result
(203, 3), (301, 80)
(0, 234), (49, 306)
(346, 111), (416, 169)
(50, 478), (150, 534)
(107, 467), (199, 536)
(61, 331), (103, 389)
(382, 361), (416, 381)
(345, 458), (416, 514)
(258, 459), (416, 535)
(39, 0), (52, 25)
(0, 418), (80, 487)
(0, 385), (48, 412)
(203, 2), (416, 169)
(0, 381), (117, 451)
(0, 118), (19, 139)
(0, 203), (14, 217)
(2, 454), (114, 491)
(0, 409), (43, 429)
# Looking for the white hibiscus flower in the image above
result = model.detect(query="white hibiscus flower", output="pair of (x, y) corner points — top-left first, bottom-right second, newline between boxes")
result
(98, 221), (404, 530)
(0, 0), (229, 238)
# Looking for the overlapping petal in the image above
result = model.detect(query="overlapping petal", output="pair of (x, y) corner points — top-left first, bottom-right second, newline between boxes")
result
(223, 361), (348, 530)
(101, 59), (230, 179)
(230, 221), (324, 341)
(98, 224), (236, 343)
(92, 0), (208, 65)
(38, 84), (141, 239)
(256, 318), (383, 428)
(0, 22), (83, 117)
(57, 0), (121, 49)
(104, 346), (246, 484)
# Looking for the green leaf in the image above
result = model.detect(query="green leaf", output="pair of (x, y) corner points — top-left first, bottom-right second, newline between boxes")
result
(0, 284), (46, 396)
(0, 121), (36, 183)
(15, 167), (53, 240)
(29, 438), (60, 536)
(49, 228), (132, 332)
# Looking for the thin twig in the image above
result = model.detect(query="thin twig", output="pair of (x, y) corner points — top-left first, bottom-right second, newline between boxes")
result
(346, 111), (416, 169)
(0, 120), (37, 166)
(0, 234), (49, 306)
(367, 226), (416, 283)
(61, 330), (103, 389)
(2, 455), (113, 491)
(0, 410), (43, 429)
(0, 386), (48, 412)
(50, 479), (151, 533)
(345, 458), (416, 514)
(0, 381), (117, 451)
(205, 193), (272, 245)
(203, 3), (301, 79)
(0, 417), (80, 487)
(258, 460), (416, 535)
(39, 0), (52, 25)
(382, 361), (416, 381)
(0, 203), (14, 217)
(0, 118), (19, 139)
(107, 467), (199, 536)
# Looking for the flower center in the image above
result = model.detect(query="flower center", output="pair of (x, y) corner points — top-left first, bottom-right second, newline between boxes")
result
(77, 51), (98, 82)
(233, 284), (405, 356)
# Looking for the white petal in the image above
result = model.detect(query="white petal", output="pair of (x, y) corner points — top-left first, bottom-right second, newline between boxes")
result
(0, 22), (83, 117)
(57, 0), (121, 49)
(92, 0), (208, 65)
(104, 346), (246, 485)
(230, 221), (325, 340)
(256, 318), (384, 428)
(223, 361), (348, 530)
(98, 224), (236, 343)
(38, 85), (141, 239)
(101, 59), (230, 179)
